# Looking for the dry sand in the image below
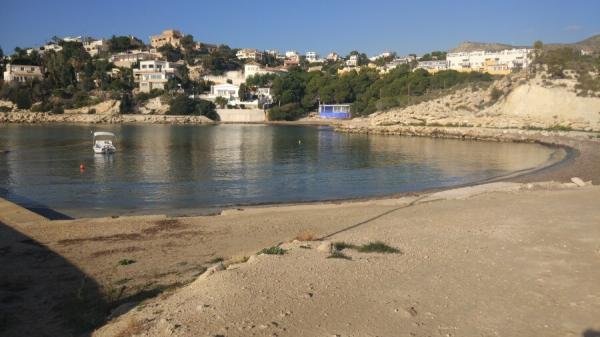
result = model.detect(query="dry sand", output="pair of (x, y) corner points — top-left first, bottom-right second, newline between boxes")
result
(90, 183), (600, 337)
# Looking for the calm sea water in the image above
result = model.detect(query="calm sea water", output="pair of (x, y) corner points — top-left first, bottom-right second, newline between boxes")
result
(0, 124), (557, 218)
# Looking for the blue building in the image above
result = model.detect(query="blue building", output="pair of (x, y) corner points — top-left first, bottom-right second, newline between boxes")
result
(318, 104), (352, 119)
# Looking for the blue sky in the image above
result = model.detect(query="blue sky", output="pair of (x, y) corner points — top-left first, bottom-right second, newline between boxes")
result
(1, 0), (599, 56)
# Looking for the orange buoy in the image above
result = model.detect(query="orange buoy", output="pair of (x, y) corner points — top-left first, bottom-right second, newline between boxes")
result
(79, 163), (85, 171)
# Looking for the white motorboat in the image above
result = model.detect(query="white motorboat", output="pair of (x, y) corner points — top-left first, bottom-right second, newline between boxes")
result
(92, 131), (117, 154)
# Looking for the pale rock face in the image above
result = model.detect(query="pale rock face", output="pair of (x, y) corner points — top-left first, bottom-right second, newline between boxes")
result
(64, 99), (121, 115)
(138, 97), (169, 115)
(368, 74), (600, 132)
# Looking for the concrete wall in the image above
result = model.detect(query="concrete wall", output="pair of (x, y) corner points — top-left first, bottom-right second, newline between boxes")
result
(217, 109), (265, 123)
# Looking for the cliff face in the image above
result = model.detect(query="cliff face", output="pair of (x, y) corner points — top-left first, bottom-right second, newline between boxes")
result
(367, 75), (600, 132)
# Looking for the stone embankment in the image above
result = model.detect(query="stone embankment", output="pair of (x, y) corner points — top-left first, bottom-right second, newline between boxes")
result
(0, 112), (214, 124)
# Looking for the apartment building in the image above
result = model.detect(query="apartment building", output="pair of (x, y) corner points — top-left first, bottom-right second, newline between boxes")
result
(326, 52), (340, 62)
(3, 64), (44, 82)
(83, 39), (108, 57)
(447, 49), (532, 75)
(133, 60), (178, 92)
(236, 48), (264, 61)
(416, 60), (448, 73)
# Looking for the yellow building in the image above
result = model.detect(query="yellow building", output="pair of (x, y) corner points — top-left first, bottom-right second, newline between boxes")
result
(150, 29), (183, 48)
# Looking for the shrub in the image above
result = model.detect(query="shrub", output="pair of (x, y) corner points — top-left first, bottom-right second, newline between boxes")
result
(14, 90), (32, 109)
(51, 105), (64, 114)
(72, 91), (90, 108)
(357, 241), (401, 254)
(30, 102), (52, 112)
(327, 251), (352, 260)
(168, 95), (217, 120)
(258, 246), (286, 255)
(490, 87), (503, 102)
(333, 242), (358, 251)
(118, 259), (135, 266)
(268, 103), (305, 121)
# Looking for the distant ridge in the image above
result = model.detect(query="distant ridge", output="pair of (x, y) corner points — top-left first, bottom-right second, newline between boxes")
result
(450, 34), (600, 53)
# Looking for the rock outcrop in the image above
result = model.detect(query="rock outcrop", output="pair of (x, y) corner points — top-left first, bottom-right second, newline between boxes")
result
(137, 97), (170, 115)
(64, 99), (121, 115)
(368, 75), (600, 132)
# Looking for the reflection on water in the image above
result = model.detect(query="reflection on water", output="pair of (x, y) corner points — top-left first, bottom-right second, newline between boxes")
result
(0, 124), (556, 218)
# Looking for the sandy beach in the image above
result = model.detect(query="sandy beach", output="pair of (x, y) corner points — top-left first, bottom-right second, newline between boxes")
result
(0, 128), (599, 337)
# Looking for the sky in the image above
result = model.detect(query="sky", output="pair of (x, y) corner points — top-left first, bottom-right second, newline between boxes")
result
(1, 0), (599, 57)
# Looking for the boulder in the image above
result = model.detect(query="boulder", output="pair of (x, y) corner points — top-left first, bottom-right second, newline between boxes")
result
(317, 241), (332, 253)
(570, 177), (586, 187)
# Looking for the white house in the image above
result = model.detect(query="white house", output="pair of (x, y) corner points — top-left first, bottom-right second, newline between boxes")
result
(306, 51), (321, 63)
(369, 51), (392, 61)
(3, 64), (44, 82)
(209, 83), (240, 100)
(326, 52), (340, 62)
(236, 48), (264, 61)
(83, 39), (108, 57)
(110, 50), (159, 68)
(133, 60), (178, 92)
(416, 60), (448, 73)
(243, 63), (287, 80)
(446, 48), (532, 75)
(27, 42), (63, 55)
(285, 51), (299, 58)
(346, 55), (359, 67)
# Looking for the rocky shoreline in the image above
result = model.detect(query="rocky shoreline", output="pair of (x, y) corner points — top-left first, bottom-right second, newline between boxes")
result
(0, 111), (215, 124)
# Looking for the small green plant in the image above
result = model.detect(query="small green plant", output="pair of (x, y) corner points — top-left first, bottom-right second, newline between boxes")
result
(357, 241), (401, 254)
(333, 242), (358, 251)
(258, 246), (286, 255)
(548, 124), (573, 132)
(327, 251), (352, 260)
(118, 259), (136, 266)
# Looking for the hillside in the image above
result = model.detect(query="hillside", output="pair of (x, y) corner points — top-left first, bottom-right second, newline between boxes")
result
(450, 34), (600, 52)
(354, 74), (600, 132)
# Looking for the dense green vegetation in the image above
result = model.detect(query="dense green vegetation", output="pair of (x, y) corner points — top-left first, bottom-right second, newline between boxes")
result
(0, 36), (219, 119)
(168, 95), (217, 119)
(268, 65), (494, 120)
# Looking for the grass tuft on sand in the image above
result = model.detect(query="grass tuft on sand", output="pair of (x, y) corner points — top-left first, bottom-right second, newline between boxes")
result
(333, 242), (358, 251)
(258, 246), (287, 255)
(327, 251), (352, 260)
(357, 241), (401, 254)
(333, 241), (401, 254)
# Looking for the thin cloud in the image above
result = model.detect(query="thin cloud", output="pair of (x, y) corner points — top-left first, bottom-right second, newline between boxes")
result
(564, 25), (583, 32)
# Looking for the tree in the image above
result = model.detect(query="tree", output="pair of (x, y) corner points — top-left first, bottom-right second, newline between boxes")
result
(214, 96), (228, 108)
(14, 89), (32, 109)
(119, 93), (134, 113)
(168, 95), (217, 119)
(158, 44), (183, 62)
(108, 35), (144, 53)
(180, 35), (195, 51)
(238, 83), (249, 101)
(533, 40), (544, 60)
